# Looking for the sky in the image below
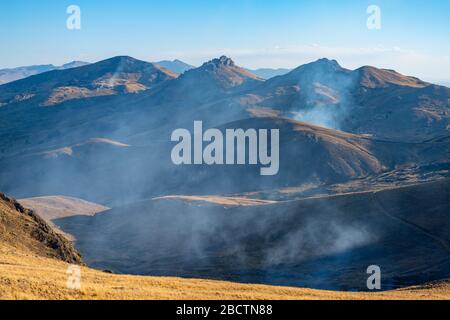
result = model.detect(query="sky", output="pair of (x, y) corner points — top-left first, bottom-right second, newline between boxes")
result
(1, 0), (449, 80)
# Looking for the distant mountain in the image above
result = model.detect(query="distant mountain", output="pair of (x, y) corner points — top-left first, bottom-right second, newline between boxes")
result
(247, 67), (291, 79)
(0, 61), (89, 85)
(1, 55), (450, 291)
(240, 58), (450, 141)
(150, 56), (264, 107)
(425, 78), (450, 87)
(153, 59), (195, 74)
(0, 56), (449, 202)
(0, 56), (177, 107)
(0, 56), (447, 157)
(177, 56), (262, 90)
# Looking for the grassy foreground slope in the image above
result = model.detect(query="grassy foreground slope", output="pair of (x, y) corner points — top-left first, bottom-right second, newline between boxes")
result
(1, 246), (449, 300)
(0, 191), (449, 299)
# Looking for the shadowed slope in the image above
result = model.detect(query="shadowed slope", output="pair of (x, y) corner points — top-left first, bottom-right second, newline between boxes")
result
(55, 179), (450, 291)
(1, 116), (449, 205)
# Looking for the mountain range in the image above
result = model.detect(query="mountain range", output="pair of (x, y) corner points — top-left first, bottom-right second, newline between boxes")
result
(247, 67), (291, 79)
(0, 55), (449, 291)
(153, 59), (292, 79)
(0, 58), (294, 86)
(153, 59), (195, 74)
(0, 61), (89, 85)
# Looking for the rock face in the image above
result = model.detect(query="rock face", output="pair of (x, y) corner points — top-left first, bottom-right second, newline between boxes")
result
(0, 192), (83, 264)
(152, 56), (263, 106)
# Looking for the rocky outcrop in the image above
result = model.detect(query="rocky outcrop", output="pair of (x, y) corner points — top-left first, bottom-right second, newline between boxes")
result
(0, 192), (83, 264)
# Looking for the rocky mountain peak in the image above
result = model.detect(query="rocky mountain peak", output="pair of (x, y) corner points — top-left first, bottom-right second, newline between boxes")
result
(203, 56), (235, 69)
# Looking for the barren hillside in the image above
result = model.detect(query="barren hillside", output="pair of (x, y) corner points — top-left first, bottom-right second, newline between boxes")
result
(0, 193), (82, 264)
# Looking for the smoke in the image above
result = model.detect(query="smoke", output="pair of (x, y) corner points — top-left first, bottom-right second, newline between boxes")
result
(53, 189), (381, 291)
(0, 56), (390, 291)
(291, 60), (358, 130)
(264, 220), (373, 266)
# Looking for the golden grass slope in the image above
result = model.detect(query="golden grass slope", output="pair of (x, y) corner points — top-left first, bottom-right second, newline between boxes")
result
(1, 244), (449, 300)
(153, 195), (276, 206)
(1, 193), (450, 300)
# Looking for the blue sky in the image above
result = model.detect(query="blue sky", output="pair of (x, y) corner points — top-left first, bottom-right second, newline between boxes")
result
(1, 0), (449, 79)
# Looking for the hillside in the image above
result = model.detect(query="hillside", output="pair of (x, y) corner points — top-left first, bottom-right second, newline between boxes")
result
(148, 56), (263, 108)
(0, 193), (82, 264)
(1, 247), (449, 299)
(0, 56), (177, 107)
(1, 192), (448, 299)
(0, 56), (448, 159)
(18, 195), (108, 240)
(19, 195), (108, 222)
(240, 58), (450, 141)
(1, 116), (449, 205)
(54, 179), (450, 291)
(0, 56), (447, 160)
(0, 56), (449, 296)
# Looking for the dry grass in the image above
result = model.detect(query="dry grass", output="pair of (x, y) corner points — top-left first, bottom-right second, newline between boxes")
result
(2, 190), (450, 300)
(153, 195), (276, 206)
(19, 195), (109, 222)
(18, 195), (109, 241)
(1, 244), (449, 300)
(0, 194), (82, 264)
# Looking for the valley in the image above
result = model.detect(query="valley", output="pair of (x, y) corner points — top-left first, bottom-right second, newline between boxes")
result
(50, 179), (450, 291)
(0, 55), (449, 298)
(1, 191), (449, 299)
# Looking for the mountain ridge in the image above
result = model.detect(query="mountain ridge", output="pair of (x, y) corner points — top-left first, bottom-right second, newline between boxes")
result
(153, 59), (195, 74)
(0, 61), (89, 85)
(0, 56), (177, 107)
(1, 55), (450, 295)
